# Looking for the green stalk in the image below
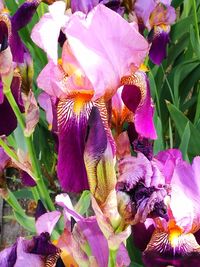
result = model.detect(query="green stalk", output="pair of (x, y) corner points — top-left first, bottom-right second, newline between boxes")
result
(4, 88), (55, 210)
(192, 0), (200, 45)
(108, 249), (117, 267)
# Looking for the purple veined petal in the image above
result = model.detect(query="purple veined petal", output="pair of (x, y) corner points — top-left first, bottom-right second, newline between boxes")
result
(132, 219), (155, 251)
(149, 25), (170, 65)
(36, 211), (61, 235)
(21, 171), (36, 187)
(57, 98), (93, 192)
(143, 230), (200, 267)
(0, 241), (17, 267)
(71, 0), (100, 13)
(121, 71), (157, 139)
(64, 4), (149, 100)
(31, 1), (68, 63)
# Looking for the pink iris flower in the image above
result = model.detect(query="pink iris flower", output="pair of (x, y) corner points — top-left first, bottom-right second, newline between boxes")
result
(31, 1), (149, 193)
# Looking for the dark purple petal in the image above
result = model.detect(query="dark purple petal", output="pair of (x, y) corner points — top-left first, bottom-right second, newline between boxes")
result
(21, 171), (36, 187)
(56, 257), (65, 267)
(121, 72), (157, 139)
(0, 75), (24, 136)
(29, 232), (59, 255)
(0, 15), (10, 46)
(0, 94), (17, 136)
(11, 1), (39, 31)
(0, 242), (17, 267)
(57, 99), (92, 192)
(132, 221), (155, 251)
(35, 200), (47, 221)
(149, 26), (170, 65)
(71, 0), (100, 13)
(9, 31), (26, 63)
(143, 251), (200, 267)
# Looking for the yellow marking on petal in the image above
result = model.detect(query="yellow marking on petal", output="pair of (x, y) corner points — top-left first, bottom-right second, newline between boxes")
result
(2, 8), (10, 14)
(168, 220), (183, 248)
(73, 68), (84, 87)
(48, 124), (52, 131)
(58, 58), (62, 66)
(72, 90), (94, 115)
(61, 249), (78, 267)
(139, 63), (149, 72)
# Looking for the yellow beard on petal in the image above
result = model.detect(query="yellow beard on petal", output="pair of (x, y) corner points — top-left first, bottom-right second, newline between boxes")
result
(168, 220), (183, 248)
(72, 91), (94, 115)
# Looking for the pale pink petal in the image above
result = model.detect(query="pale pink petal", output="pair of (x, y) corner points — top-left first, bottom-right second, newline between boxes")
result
(170, 160), (200, 233)
(31, 1), (67, 63)
(64, 4), (148, 100)
(36, 211), (61, 235)
(37, 60), (66, 98)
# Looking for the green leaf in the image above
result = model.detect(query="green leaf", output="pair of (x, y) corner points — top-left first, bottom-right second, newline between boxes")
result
(13, 211), (36, 233)
(75, 191), (91, 215)
(129, 262), (144, 267)
(167, 102), (200, 157)
(179, 122), (190, 161)
(127, 235), (143, 265)
(153, 115), (164, 154)
(190, 25), (200, 58)
(13, 189), (34, 199)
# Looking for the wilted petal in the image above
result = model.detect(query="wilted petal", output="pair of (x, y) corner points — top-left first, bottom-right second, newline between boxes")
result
(57, 99), (93, 192)
(38, 92), (57, 131)
(64, 4), (149, 100)
(149, 26), (170, 65)
(121, 71), (157, 139)
(31, 1), (68, 63)
(92, 191), (131, 250)
(22, 90), (39, 136)
(116, 154), (168, 224)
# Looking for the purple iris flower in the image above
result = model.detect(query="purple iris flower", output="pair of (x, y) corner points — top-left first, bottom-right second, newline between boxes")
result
(134, 0), (176, 64)
(128, 149), (200, 266)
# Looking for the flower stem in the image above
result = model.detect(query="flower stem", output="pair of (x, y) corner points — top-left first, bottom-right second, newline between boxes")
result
(4, 88), (55, 211)
(108, 249), (117, 267)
